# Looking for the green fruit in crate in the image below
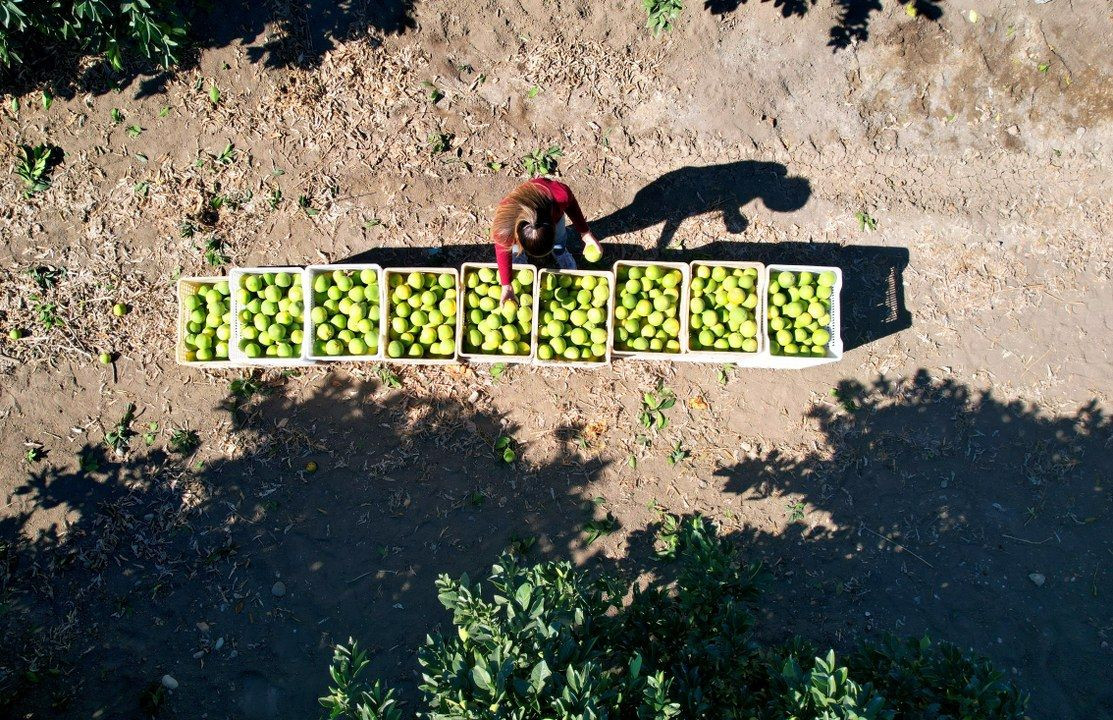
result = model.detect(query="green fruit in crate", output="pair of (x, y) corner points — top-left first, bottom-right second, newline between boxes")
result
(236, 272), (304, 361)
(613, 265), (682, 353)
(460, 267), (534, 356)
(768, 268), (836, 356)
(539, 272), (609, 362)
(387, 271), (456, 359)
(181, 282), (232, 363)
(688, 265), (759, 354)
(309, 268), (381, 357)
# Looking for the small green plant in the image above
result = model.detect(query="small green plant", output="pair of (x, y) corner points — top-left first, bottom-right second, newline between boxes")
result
(230, 376), (263, 400)
(268, 188), (282, 209)
(14, 144), (59, 194)
(202, 237), (229, 267)
(427, 132), (453, 155)
(32, 296), (59, 331)
(27, 265), (65, 291)
(126, 124), (143, 138)
(489, 362), (506, 382)
(169, 428), (200, 454)
(855, 210), (878, 232)
(583, 511), (619, 544)
(526, 84), (541, 99)
(41, 90), (53, 110)
(104, 404), (137, 453)
(79, 449), (100, 473)
(375, 365), (402, 389)
(212, 142), (236, 166)
(522, 145), (562, 176)
(645, 0), (684, 34)
(666, 440), (689, 465)
(494, 435), (517, 463)
(209, 82), (221, 105)
(110, 108), (123, 123)
(298, 195), (318, 217)
(421, 81), (444, 104)
(24, 446), (43, 464)
(787, 500), (806, 523)
(143, 422), (159, 446)
(640, 382), (676, 431)
(319, 641), (403, 720)
(717, 363), (734, 386)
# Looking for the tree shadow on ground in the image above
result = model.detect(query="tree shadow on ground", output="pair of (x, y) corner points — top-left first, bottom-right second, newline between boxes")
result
(1, 0), (416, 99)
(704, 0), (943, 49)
(2, 368), (1108, 719)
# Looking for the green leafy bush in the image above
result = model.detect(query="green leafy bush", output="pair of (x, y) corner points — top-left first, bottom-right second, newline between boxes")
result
(0, 0), (187, 72)
(644, 0), (683, 35)
(322, 515), (1029, 719)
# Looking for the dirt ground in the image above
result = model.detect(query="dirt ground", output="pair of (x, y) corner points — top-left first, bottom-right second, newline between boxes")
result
(1, 0), (1111, 718)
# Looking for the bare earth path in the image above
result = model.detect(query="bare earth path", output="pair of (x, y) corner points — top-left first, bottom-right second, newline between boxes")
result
(1, 0), (1110, 717)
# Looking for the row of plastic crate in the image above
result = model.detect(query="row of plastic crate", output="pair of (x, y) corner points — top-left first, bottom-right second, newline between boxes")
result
(177, 260), (842, 370)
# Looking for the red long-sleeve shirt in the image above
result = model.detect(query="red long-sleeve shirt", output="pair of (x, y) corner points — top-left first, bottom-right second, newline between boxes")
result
(493, 178), (591, 286)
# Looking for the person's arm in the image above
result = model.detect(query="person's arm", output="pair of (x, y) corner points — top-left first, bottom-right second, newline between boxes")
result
(494, 240), (516, 303)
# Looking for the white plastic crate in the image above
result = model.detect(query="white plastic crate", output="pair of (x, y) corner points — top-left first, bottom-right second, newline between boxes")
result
(533, 268), (615, 368)
(380, 267), (460, 365)
(228, 267), (315, 367)
(302, 264), (385, 362)
(679, 261), (767, 366)
(763, 264), (843, 369)
(457, 262), (538, 364)
(610, 260), (691, 360)
(176, 276), (241, 369)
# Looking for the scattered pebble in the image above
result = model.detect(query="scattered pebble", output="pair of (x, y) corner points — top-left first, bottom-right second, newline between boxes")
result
(161, 675), (178, 690)
(271, 581), (286, 597)
(1028, 573), (1046, 587)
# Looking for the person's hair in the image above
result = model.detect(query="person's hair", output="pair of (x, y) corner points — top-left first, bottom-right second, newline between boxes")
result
(492, 183), (556, 258)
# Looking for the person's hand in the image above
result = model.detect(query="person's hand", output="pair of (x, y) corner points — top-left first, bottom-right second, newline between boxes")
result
(582, 232), (603, 262)
(500, 284), (516, 305)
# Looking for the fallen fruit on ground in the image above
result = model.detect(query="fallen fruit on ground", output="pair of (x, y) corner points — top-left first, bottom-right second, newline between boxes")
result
(462, 266), (534, 356)
(99, 352), (112, 364)
(112, 302), (129, 317)
(182, 280), (232, 362)
(613, 263), (684, 353)
(310, 267), (381, 357)
(767, 268), (836, 356)
(236, 272), (303, 360)
(537, 271), (610, 362)
(385, 270), (458, 359)
(688, 264), (760, 353)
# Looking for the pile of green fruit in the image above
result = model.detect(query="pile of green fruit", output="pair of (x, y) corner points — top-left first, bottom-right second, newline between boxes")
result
(385, 271), (458, 359)
(767, 269), (836, 356)
(537, 272), (610, 362)
(688, 264), (760, 353)
(462, 267), (534, 357)
(613, 264), (683, 353)
(309, 268), (381, 357)
(181, 281), (231, 362)
(236, 271), (304, 360)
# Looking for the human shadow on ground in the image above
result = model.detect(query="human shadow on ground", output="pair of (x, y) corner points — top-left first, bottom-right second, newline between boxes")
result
(1, 368), (1108, 718)
(1, 0), (416, 99)
(590, 161), (813, 254)
(342, 239), (910, 352)
(703, 0), (943, 49)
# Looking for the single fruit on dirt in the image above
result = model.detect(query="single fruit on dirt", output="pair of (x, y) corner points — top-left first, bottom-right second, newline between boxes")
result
(8, 328), (22, 340)
(305, 460), (318, 473)
(583, 243), (602, 263)
(99, 352), (112, 364)
(112, 302), (129, 317)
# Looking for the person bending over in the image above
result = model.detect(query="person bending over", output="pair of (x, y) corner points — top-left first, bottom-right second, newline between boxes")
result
(491, 178), (602, 304)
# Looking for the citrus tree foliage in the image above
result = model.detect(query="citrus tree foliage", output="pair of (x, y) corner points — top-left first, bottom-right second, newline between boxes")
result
(322, 516), (1028, 719)
(0, 1), (186, 71)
